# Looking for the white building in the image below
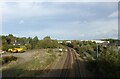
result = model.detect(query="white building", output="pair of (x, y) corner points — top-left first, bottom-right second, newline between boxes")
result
(66, 41), (72, 44)
(91, 40), (109, 44)
(80, 40), (109, 44)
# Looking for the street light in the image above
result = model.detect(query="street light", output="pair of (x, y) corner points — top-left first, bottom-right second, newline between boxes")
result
(96, 43), (99, 58)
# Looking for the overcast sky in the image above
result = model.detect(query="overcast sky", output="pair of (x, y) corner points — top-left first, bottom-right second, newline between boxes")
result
(1, 1), (118, 40)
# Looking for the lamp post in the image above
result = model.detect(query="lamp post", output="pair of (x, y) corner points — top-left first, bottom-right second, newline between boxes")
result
(96, 43), (99, 58)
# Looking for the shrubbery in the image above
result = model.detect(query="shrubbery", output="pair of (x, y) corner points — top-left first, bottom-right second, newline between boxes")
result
(63, 40), (97, 59)
(64, 40), (120, 78)
(2, 44), (19, 51)
(2, 56), (17, 64)
(1, 35), (60, 51)
(87, 50), (120, 78)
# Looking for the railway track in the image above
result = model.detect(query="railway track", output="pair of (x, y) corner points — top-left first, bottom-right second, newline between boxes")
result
(59, 48), (81, 78)
(71, 48), (81, 78)
(59, 48), (71, 77)
(45, 47), (82, 78)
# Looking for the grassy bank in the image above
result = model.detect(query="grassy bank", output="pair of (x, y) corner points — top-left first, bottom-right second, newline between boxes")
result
(2, 49), (61, 77)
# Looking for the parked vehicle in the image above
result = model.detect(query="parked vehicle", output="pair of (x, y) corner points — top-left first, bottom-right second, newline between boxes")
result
(8, 48), (25, 53)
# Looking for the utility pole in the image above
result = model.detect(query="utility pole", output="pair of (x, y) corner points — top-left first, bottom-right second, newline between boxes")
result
(96, 43), (99, 58)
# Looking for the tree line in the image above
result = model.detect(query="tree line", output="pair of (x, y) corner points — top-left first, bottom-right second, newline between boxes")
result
(0, 34), (60, 51)
(63, 40), (97, 58)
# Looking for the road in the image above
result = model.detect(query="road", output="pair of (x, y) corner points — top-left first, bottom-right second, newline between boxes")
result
(44, 48), (82, 78)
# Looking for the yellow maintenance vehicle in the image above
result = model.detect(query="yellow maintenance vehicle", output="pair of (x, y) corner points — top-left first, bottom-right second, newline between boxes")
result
(8, 48), (25, 53)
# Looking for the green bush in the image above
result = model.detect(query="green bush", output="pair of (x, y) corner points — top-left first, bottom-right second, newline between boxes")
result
(86, 46), (120, 78)
(2, 44), (19, 51)
(20, 46), (27, 51)
(2, 56), (17, 64)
